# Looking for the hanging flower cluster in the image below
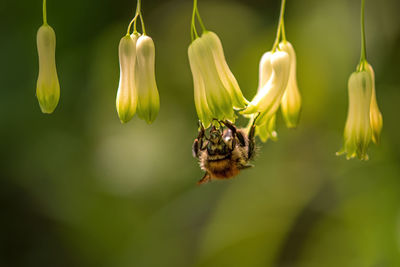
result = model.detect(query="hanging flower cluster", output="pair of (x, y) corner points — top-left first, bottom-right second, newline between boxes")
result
(116, 0), (160, 124)
(188, 0), (248, 128)
(337, 0), (383, 160)
(336, 63), (383, 160)
(34, 0), (384, 162)
(242, 0), (302, 142)
(337, 69), (372, 160)
(36, 0), (60, 114)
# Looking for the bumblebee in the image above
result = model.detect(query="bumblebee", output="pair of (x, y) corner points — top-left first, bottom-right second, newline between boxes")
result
(192, 119), (257, 185)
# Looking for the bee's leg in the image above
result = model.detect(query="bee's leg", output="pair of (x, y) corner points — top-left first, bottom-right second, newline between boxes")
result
(238, 164), (254, 170)
(192, 140), (200, 158)
(197, 173), (211, 185)
(229, 135), (236, 151)
(221, 120), (246, 147)
(247, 116), (258, 159)
(192, 121), (206, 158)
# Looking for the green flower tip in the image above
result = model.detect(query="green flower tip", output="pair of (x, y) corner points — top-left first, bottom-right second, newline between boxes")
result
(255, 114), (278, 143)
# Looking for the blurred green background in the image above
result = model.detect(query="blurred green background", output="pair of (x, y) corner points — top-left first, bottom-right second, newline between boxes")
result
(1, 0), (400, 266)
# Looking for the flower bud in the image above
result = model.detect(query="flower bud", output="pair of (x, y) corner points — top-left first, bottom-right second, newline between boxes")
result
(135, 35), (160, 124)
(188, 34), (235, 124)
(279, 41), (302, 128)
(116, 34), (138, 123)
(36, 24), (60, 114)
(366, 64), (383, 144)
(337, 71), (372, 160)
(242, 51), (290, 126)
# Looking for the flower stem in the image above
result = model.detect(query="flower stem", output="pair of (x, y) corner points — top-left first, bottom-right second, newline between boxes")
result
(358, 0), (367, 71)
(140, 12), (146, 35)
(133, 0), (141, 33)
(191, 0), (199, 41)
(127, 0), (141, 35)
(195, 7), (206, 32)
(43, 0), (47, 25)
(281, 18), (287, 42)
(272, 0), (287, 52)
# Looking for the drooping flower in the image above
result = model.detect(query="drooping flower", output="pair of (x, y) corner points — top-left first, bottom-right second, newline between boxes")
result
(279, 41), (302, 128)
(249, 51), (278, 142)
(336, 0), (383, 159)
(135, 35), (160, 124)
(36, 24), (60, 114)
(201, 32), (248, 109)
(116, 34), (138, 123)
(188, 42), (213, 128)
(242, 51), (290, 127)
(366, 63), (383, 144)
(188, 31), (247, 127)
(337, 70), (372, 160)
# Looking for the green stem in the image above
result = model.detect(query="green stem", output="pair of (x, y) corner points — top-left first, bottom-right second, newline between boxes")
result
(133, 19), (138, 34)
(358, 0), (367, 71)
(43, 0), (47, 25)
(281, 18), (287, 42)
(191, 0), (199, 41)
(191, 26), (196, 41)
(127, 0), (141, 35)
(140, 12), (146, 35)
(195, 7), (206, 32)
(133, 0), (141, 33)
(272, 0), (287, 52)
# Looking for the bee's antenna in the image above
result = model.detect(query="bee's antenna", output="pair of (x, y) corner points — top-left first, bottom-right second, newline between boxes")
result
(249, 113), (261, 128)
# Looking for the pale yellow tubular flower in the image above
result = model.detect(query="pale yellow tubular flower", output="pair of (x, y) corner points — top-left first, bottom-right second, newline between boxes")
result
(366, 63), (383, 144)
(242, 51), (290, 126)
(337, 71), (372, 160)
(116, 34), (138, 123)
(253, 52), (277, 142)
(135, 35), (160, 124)
(188, 44), (213, 128)
(257, 51), (273, 90)
(238, 52), (272, 120)
(202, 31), (248, 109)
(189, 36), (234, 122)
(279, 41), (302, 128)
(36, 24), (60, 114)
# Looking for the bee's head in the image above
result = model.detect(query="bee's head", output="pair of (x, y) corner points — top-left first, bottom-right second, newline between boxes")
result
(209, 126), (222, 143)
